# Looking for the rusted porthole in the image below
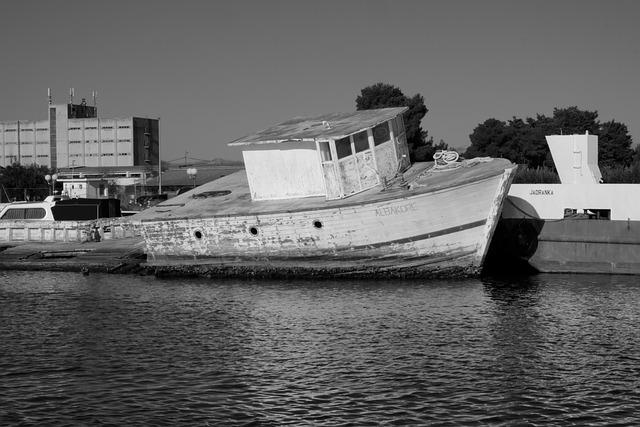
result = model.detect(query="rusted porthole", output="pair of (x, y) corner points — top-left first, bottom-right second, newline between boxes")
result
(249, 226), (259, 236)
(194, 230), (203, 239)
(313, 220), (323, 229)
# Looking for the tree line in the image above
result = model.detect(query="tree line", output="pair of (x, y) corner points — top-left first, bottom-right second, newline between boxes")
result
(464, 106), (635, 168)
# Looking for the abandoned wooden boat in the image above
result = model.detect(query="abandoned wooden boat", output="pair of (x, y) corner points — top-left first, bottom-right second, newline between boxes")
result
(487, 132), (640, 275)
(134, 107), (516, 278)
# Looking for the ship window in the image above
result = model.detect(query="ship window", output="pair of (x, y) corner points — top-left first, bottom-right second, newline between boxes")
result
(1, 207), (46, 220)
(318, 141), (332, 162)
(336, 137), (352, 159)
(353, 131), (369, 153)
(373, 122), (390, 146)
(563, 208), (611, 219)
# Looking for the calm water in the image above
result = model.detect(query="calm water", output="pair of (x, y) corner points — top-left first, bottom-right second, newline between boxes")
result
(1, 271), (639, 426)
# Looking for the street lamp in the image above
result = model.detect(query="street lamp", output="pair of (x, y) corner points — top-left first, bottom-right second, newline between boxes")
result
(187, 167), (198, 188)
(71, 160), (76, 198)
(44, 173), (58, 195)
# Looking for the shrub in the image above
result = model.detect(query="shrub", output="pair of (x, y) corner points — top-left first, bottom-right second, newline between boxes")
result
(513, 165), (560, 184)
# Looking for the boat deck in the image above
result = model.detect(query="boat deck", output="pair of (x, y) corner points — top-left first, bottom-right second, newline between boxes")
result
(133, 158), (513, 222)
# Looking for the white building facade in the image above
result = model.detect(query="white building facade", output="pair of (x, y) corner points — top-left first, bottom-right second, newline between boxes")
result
(0, 96), (159, 170)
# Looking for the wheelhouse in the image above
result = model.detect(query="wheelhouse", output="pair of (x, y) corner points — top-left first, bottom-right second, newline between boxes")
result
(228, 107), (410, 201)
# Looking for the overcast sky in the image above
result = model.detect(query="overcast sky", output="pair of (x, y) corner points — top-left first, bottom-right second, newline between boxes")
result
(2, 0), (639, 162)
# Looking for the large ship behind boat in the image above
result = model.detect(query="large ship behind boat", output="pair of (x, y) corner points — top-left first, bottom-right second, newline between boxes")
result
(132, 107), (516, 278)
(487, 132), (640, 275)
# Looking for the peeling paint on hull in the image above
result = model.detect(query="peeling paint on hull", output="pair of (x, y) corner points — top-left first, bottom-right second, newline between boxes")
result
(135, 160), (515, 278)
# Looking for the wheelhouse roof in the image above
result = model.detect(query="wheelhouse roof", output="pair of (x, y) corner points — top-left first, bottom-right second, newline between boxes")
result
(228, 107), (408, 146)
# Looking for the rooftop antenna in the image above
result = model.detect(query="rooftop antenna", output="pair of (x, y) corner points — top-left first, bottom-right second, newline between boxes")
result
(47, 88), (52, 105)
(69, 88), (74, 104)
(92, 90), (97, 113)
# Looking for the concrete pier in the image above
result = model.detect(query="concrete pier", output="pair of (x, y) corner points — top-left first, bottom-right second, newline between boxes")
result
(0, 237), (148, 274)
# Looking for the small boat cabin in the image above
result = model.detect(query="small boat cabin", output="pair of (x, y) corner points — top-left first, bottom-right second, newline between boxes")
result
(0, 195), (122, 221)
(228, 107), (410, 201)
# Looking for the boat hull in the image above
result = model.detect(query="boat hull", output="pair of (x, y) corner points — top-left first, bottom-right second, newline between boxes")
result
(490, 217), (640, 275)
(139, 161), (515, 278)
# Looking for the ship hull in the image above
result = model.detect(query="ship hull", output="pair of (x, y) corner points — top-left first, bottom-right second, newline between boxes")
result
(486, 181), (640, 275)
(491, 217), (640, 275)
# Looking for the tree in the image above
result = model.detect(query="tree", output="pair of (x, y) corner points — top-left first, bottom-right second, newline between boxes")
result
(552, 106), (599, 135)
(356, 83), (441, 162)
(465, 118), (510, 159)
(597, 120), (634, 168)
(0, 163), (52, 202)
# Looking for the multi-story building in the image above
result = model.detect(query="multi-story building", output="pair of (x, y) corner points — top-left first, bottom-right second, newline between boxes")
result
(0, 90), (160, 200)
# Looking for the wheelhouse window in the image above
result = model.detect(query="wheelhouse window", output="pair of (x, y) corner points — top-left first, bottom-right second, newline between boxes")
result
(336, 136), (352, 159)
(353, 131), (369, 153)
(318, 141), (332, 162)
(373, 122), (391, 146)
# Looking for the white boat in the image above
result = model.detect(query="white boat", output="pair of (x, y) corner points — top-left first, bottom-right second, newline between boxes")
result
(488, 132), (640, 274)
(0, 195), (133, 242)
(134, 107), (516, 278)
(0, 195), (122, 221)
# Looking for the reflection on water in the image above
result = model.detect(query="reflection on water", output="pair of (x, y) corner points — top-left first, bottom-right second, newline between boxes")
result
(1, 271), (640, 426)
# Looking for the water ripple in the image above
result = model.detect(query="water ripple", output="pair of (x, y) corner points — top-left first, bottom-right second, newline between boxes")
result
(2, 272), (640, 425)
